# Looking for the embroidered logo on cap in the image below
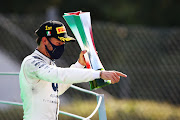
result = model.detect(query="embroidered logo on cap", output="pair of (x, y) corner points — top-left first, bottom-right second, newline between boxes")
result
(56, 26), (66, 34)
(45, 26), (52, 30)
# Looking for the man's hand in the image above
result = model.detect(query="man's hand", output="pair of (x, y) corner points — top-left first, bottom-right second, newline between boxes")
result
(78, 50), (87, 66)
(100, 71), (127, 84)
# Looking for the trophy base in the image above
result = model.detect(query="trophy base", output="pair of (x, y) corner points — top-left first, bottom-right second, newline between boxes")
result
(89, 79), (111, 90)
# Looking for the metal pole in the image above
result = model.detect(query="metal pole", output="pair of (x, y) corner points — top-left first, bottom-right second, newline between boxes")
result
(0, 100), (85, 119)
(97, 94), (107, 120)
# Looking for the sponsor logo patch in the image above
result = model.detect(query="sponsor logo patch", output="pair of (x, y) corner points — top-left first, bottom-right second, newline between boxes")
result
(56, 26), (66, 34)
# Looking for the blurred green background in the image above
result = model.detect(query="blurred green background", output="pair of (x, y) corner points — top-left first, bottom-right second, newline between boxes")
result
(0, 0), (180, 120)
(0, 0), (180, 26)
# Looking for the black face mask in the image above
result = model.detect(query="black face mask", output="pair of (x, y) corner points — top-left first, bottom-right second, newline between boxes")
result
(45, 38), (65, 59)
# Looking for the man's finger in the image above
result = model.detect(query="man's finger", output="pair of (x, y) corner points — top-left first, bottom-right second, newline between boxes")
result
(115, 71), (127, 77)
(79, 50), (87, 58)
(113, 75), (120, 83)
(111, 77), (116, 84)
(114, 73), (120, 81)
(81, 50), (87, 55)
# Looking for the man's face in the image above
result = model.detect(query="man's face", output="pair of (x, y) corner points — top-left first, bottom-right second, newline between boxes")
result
(46, 37), (65, 51)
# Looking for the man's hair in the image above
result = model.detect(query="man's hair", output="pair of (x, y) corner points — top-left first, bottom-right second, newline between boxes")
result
(36, 37), (52, 46)
(36, 37), (42, 46)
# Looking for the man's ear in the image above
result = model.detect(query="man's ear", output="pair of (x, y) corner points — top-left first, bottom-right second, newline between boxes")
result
(41, 37), (48, 45)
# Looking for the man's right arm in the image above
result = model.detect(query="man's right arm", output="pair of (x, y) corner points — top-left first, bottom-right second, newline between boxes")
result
(24, 58), (100, 84)
(24, 57), (127, 85)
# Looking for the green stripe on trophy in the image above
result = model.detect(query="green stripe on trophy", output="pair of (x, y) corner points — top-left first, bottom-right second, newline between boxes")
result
(72, 15), (89, 47)
(63, 12), (111, 90)
(63, 15), (89, 48)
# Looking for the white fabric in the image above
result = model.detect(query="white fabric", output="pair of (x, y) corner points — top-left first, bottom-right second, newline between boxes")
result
(19, 50), (100, 120)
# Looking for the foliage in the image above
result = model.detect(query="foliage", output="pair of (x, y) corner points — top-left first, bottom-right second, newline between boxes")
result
(60, 99), (180, 120)
(1, 99), (180, 120)
(0, 0), (179, 26)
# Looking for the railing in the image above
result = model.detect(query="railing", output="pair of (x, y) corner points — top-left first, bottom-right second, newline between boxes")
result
(0, 72), (107, 120)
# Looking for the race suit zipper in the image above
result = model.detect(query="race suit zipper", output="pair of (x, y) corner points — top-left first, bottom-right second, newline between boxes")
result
(56, 89), (58, 120)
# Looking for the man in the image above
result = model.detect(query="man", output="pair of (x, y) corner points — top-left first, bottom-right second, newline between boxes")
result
(19, 20), (127, 120)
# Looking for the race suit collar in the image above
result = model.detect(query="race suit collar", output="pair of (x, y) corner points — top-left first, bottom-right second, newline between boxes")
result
(33, 49), (54, 64)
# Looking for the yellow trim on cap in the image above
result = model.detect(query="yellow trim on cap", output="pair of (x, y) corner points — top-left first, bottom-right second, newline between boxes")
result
(58, 36), (75, 42)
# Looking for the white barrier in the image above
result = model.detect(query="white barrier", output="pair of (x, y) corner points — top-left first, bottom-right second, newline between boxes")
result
(0, 72), (107, 120)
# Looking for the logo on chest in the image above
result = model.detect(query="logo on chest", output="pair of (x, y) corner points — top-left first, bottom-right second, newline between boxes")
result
(52, 83), (58, 91)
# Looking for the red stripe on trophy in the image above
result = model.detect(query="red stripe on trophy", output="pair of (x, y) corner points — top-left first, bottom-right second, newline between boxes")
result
(90, 27), (96, 51)
(86, 61), (91, 69)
